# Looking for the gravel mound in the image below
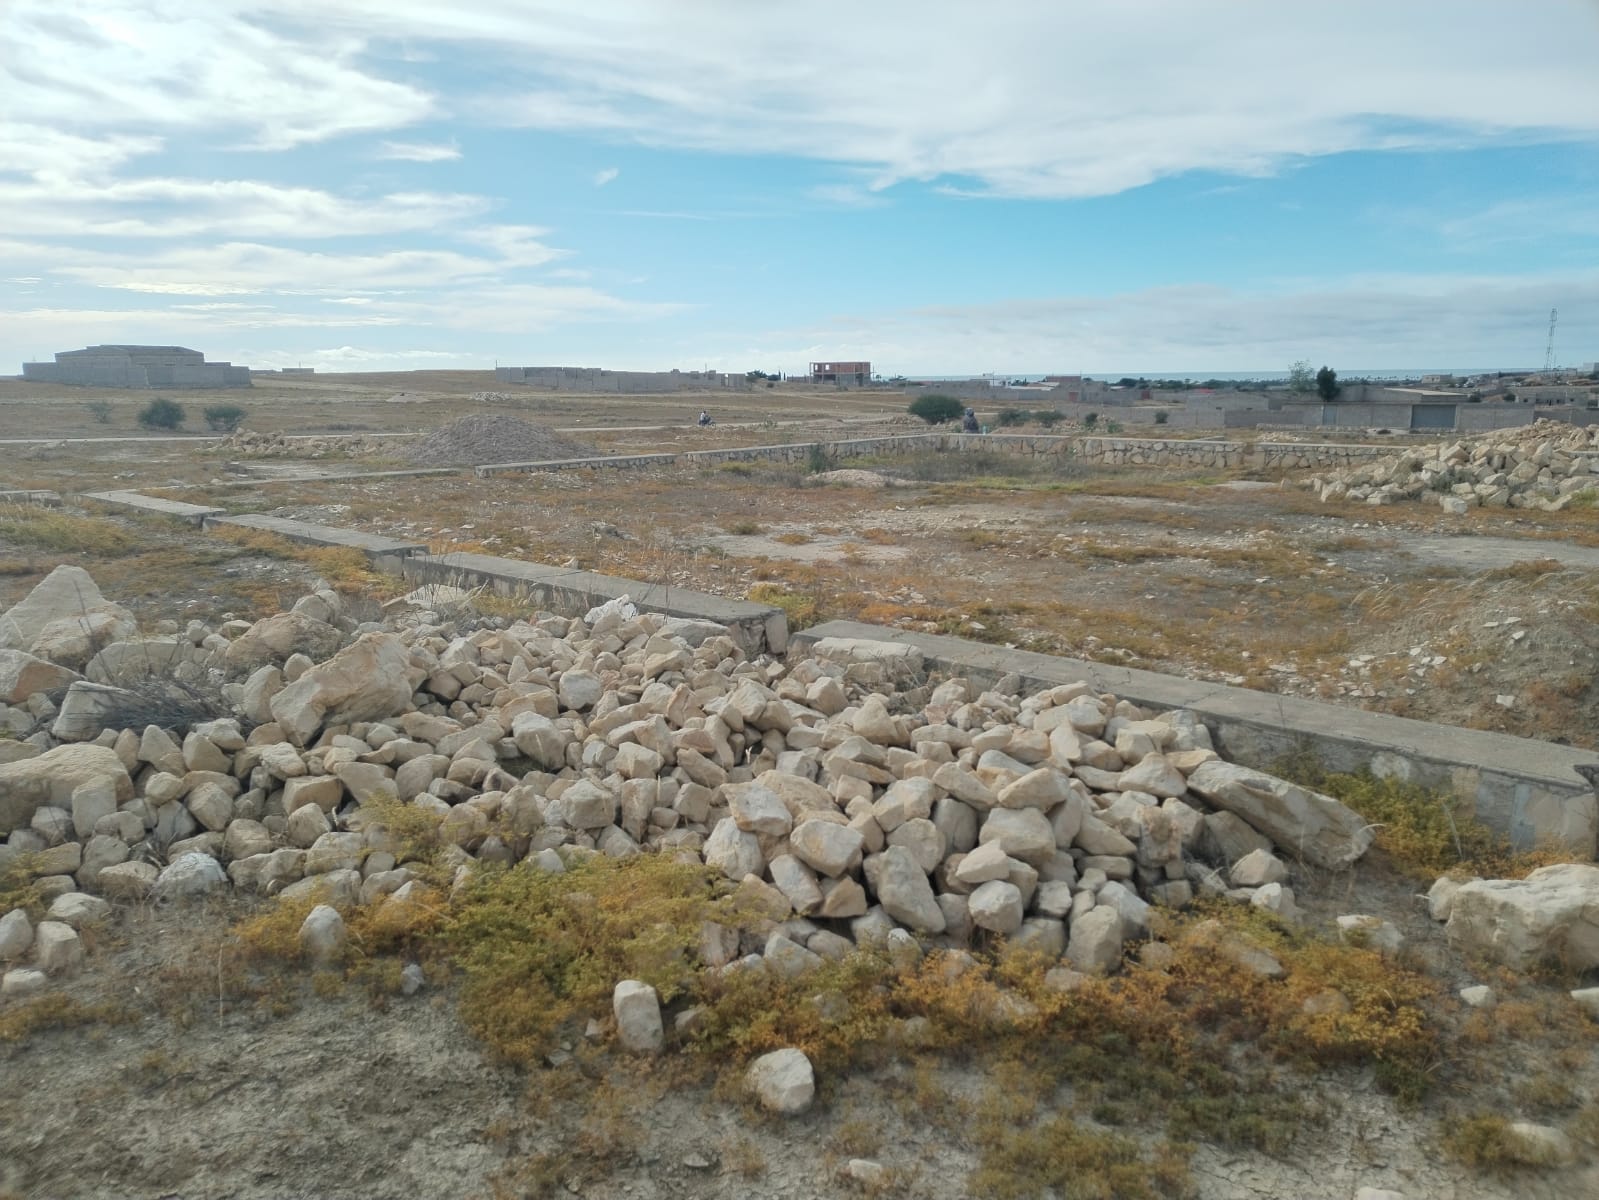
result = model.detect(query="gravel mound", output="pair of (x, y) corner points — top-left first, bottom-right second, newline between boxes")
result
(408, 415), (598, 466)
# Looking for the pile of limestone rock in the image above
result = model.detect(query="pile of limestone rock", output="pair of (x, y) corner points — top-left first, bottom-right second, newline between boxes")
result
(216, 429), (395, 459)
(0, 562), (1587, 1012)
(1306, 419), (1599, 513)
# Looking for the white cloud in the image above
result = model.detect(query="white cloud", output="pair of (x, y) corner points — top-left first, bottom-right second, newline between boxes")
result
(593, 167), (619, 187)
(10, 3), (1597, 203)
(376, 140), (462, 162)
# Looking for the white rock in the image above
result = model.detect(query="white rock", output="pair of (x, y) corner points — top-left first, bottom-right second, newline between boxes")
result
(0, 743), (132, 835)
(1186, 759), (1373, 869)
(954, 841), (1012, 885)
(44, 892), (110, 928)
(612, 979), (664, 1054)
(871, 845), (945, 933)
(0, 908), (33, 960)
(1569, 986), (1599, 1019)
(34, 920), (84, 975)
(967, 880), (1024, 934)
(1230, 848), (1288, 887)
(789, 818), (864, 877)
(153, 853), (229, 900)
(1426, 874), (1476, 922)
(745, 1048), (815, 1115)
(1065, 905), (1123, 974)
(703, 818), (765, 881)
(96, 860), (157, 900)
(728, 784), (791, 837)
(298, 904), (346, 964)
(976, 808), (1056, 866)
(1458, 984), (1496, 1009)
(1, 967), (48, 997)
(269, 633), (416, 746)
(1445, 864), (1599, 972)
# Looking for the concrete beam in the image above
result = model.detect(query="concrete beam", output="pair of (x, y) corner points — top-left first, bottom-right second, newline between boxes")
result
(0, 490), (61, 507)
(203, 514), (426, 569)
(401, 551), (788, 656)
(475, 453), (679, 477)
(792, 620), (1598, 857)
(83, 490), (225, 526)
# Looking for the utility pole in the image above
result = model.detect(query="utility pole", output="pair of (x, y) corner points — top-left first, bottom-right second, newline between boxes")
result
(1545, 308), (1558, 372)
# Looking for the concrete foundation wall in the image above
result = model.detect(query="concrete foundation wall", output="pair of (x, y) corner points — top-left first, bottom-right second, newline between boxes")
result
(793, 622), (1598, 856)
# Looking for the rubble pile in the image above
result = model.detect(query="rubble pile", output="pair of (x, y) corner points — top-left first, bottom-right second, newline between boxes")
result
(216, 430), (396, 459)
(407, 415), (596, 466)
(0, 562), (1385, 1001)
(1306, 420), (1599, 512)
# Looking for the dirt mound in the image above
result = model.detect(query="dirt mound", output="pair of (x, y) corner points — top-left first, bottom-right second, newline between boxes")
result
(407, 414), (597, 466)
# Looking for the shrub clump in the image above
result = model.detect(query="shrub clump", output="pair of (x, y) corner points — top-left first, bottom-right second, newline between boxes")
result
(137, 397), (185, 430)
(909, 393), (964, 425)
(203, 404), (246, 432)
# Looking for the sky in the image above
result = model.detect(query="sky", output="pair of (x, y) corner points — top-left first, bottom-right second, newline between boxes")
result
(4, 1), (1599, 378)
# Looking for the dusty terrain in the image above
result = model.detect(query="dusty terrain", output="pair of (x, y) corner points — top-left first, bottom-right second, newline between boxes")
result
(3, 373), (1598, 1200)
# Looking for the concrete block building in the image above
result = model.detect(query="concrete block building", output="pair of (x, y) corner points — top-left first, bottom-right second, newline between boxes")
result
(22, 345), (251, 388)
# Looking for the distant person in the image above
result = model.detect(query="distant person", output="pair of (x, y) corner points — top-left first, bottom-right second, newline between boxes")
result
(697, 410), (712, 426)
(962, 407), (979, 433)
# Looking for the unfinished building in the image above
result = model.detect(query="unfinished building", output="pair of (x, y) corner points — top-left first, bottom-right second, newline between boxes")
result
(21, 345), (252, 389)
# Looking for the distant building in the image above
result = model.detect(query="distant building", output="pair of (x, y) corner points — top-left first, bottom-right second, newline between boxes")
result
(810, 360), (871, 387)
(21, 345), (251, 389)
(494, 366), (751, 393)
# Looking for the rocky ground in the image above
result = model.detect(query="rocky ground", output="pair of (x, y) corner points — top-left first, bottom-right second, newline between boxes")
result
(2, 560), (1598, 1199)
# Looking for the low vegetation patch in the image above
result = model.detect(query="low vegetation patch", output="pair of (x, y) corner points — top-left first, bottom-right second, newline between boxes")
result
(0, 505), (144, 557)
(1274, 750), (1573, 878)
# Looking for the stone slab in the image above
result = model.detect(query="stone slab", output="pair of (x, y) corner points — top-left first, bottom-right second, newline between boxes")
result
(203, 514), (426, 566)
(0, 490), (60, 506)
(475, 454), (679, 477)
(401, 552), (788, 656)
(83, 490), (225, 525)
(792, 620), (1598, 857)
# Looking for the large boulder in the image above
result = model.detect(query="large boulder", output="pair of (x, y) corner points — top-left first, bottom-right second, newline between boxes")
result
(269, 633), (417, 746)
(0, 648), (80, 704)
(1445, 864), (1599, 972)
(0, 566), (114, 652)
(0, 743), (132, 834)
(224, 612), (343, 674)
(31, 608), (138, 668)
(1185, 760), (1373, 869)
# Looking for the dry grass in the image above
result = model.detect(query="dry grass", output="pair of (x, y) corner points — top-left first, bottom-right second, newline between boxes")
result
(0, 505), (146, 557)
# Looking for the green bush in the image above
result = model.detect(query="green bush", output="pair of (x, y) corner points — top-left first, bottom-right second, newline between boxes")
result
(1154, 410), (1169, 425)
(1033, 409), (1062, 428)
(805, 443), (830, 474)
(136, 397), (185, 430)
(86, 400), (113, 424)
(1082, 412), (1099, 429)
(909, 393), (964, 425)
(996, 408), (1028, 427)
(203, 404), (246, 432)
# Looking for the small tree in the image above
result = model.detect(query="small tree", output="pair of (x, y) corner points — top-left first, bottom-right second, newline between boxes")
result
(1083, 412), (1099, 429)
(1032, 409), (1062, 427)
(1316, 366), (1341, 401)
(86, 399), (112, 424)
(137, 397), (185, 430)
(203, 403), (246, 432)
(908, 393), (964, 425)
(1154, 410), (1170, 425)
(995, 408), (1028, 427)
(1288, 360), (1314, 393)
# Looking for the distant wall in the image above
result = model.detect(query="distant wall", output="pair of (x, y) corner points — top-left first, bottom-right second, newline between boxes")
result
(495, 366), (752, 393)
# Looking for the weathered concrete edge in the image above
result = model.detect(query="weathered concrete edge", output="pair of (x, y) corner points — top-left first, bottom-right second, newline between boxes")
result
(202, 513), (427, 568)
(400, 551), (789, 658)
(82, 489), (225, 525)
(793, 620), (1598, 857)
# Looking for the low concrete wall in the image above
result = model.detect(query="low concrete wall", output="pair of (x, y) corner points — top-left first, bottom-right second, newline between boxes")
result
(793, 621), (1598, 857)
(203, 514), (426, 570)
(401, 552), (788, 657)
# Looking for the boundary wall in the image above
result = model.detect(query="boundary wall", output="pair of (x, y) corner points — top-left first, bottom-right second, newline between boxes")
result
(73, 483), (1598, 856)
(476, 433), (1392, 477)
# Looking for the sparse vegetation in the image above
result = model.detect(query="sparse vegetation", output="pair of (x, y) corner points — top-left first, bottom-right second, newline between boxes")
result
(86, 399), (113, 424)
(202, 403), (246, 432)
(0, 505), (143, 556)
(908, 393), (964, 425)
(137, 397), (185, 430)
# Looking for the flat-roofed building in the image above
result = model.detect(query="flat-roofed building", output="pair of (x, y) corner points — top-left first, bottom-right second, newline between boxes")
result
(21, 345), (251, 388)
